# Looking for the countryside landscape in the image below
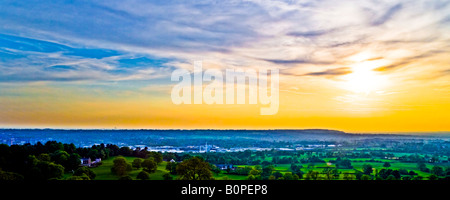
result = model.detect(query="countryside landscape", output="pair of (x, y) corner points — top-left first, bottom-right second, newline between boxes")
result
(0, 1), (449, 192)
(1, 129), (449, 180)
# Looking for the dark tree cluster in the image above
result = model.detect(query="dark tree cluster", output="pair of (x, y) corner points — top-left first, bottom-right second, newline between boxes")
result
(176, 157), (214, 180)
(0, 141), (164, 180)
(0, 142), (80, 180)
(331, 157), (353, 169)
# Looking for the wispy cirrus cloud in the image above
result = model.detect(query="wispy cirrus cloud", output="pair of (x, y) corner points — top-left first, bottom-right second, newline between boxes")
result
(370, 3), (403, 26)
(0, 0), (449, 83)
(0, 33), (174, 82)
(303, 67), (352, 77)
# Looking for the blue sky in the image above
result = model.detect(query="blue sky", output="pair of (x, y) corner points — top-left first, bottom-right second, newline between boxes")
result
(1, 0), (449, 84)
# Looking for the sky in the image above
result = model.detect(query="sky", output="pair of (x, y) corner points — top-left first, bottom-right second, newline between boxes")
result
(0, 0), (449, 132)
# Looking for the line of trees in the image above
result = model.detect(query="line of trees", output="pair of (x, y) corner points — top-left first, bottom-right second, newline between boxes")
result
(110, 156), (213, 180)
(0, 141), (164, 180)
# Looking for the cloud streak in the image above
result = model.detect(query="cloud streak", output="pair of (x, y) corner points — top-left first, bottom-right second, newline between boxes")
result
(0, 34), (173, 82)
(303, 67), (352, 77)
(0, 0), (449, 84)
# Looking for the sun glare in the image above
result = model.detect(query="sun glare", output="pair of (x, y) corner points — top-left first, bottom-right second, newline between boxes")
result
(341, 60), (389, 94)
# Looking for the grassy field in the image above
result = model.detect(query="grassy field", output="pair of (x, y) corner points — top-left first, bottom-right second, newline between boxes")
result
(88, 156), (172, 180)
(235, 158), (447, 179)
(213, 173), (248, 180)
(81, 156), (248, 180)
(66, 156), (446, 180)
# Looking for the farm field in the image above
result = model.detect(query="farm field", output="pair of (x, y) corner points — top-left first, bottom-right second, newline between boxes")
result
(88, 156), (248, 180)
(90, 157), (173, 180)
(84, 155), (448, 180)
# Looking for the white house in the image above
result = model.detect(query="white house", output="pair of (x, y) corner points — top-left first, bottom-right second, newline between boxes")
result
(80, 158), (102, 167)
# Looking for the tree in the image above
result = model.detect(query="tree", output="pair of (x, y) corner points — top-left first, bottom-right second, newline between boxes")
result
(362, 164), (373, 175)
(290, 164), (300, 172)
(210, 164), (221, 175)
(163, 172), (173, 180)
(0, 170), (24, 180)
(428, 174), (438, 180)
(383, 162), (391, 168)
(249, 168), (262, 176)
(378, 169), (389, 179)
(111, 157), (132, 176)
(64, 143), (77, 154)
(137, 170), (150, 180)
(343, 172), (354, 180)
(408, 170), (418, 176)
(163, 153), (176, 161)
(398, 168), (408, 175)
(147, 152), (163, 164)
(262, 165), (275, 177)
(166, 162), (178, 174)
(176, 157), (213, 180)
(336, 158), (352, 169)
(361, 175), (371, 180)
(118, 147), (133, 156)
(431, 166), (444, 176)
(391, 170), (400, 179)
(261, 161), (271, 166)
(272, 171), (283, 179)
(132, 158), (143, 169)
(74, 167), (96, 180)
(38, 154), (51, 162)
(234, 166), (252, 176)
(141, 158), (157, 173)
(51, 150), (70, 167)
(305, 170), (319, 180)
(355, 172), (363, 180)
(295, 170), (304, 179)
(290, 164), (304, 178)
(87, 149), (99, 160)
(181, 154), (192, 161)
(45, 141), (64, 153)
(322, 167), (333, 180)
(417, 163), (429, 172)
(33, 161), (65, 180)
(67, 153), (81, 171)
(283, 172), (294, 180)
(331, 169), (339, 179)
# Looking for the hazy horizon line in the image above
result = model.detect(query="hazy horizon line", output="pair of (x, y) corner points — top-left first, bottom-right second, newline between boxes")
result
(1, 127), (449, 135)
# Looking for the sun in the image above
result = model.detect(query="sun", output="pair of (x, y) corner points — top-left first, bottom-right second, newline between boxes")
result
(341, 60), (389, 94)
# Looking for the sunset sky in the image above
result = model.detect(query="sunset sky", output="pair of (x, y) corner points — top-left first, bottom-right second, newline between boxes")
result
(0, 0), (449, 132)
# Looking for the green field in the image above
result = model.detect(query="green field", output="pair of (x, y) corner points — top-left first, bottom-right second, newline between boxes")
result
(79, 156), (248, 180)
(66, 156), (447, 180)
(87, 157), (173, 180)
(234, 158), (445, 180)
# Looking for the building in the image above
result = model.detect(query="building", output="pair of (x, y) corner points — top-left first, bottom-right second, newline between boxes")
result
(80, 158), (91, 167)
(215, 164), (235, 170)
(80, 158), (102, 167)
